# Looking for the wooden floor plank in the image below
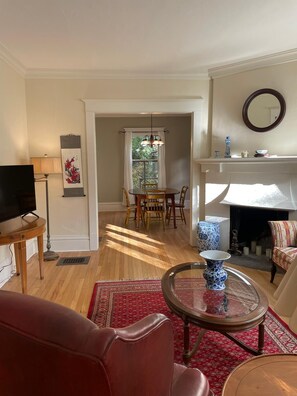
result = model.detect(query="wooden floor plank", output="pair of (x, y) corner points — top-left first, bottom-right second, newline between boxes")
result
(2, 210), (285, 320)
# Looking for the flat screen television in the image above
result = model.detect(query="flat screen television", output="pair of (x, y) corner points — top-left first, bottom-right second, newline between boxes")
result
(0, 165), (37, 223)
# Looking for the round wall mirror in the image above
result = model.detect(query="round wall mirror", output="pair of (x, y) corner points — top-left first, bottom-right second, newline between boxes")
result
(242, 88), (286, 132)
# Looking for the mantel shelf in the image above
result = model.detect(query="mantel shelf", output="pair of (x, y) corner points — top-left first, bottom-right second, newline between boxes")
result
(196, 156), (297, 164)
(195, 156), (297, 173)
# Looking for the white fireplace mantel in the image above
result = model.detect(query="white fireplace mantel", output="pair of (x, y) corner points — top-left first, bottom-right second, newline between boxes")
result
(195, 156), (297, 174)
(195, 156), (297, 221)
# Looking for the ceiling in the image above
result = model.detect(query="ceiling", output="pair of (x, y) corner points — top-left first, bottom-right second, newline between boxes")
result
(1, 0), (297, 78)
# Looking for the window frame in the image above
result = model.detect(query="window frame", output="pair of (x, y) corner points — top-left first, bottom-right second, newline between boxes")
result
(132, 131), (160, 188)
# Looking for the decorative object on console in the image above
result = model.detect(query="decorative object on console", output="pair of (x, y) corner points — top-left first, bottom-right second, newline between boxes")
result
(200, 250), (231, 290)
(31, 155), (62, 261)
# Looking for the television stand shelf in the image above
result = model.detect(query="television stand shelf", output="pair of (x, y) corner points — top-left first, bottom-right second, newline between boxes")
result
(0, 217), (46, 294)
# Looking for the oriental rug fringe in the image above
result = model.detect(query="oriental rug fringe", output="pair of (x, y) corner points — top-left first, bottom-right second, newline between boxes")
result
(87, 280), (297, 396)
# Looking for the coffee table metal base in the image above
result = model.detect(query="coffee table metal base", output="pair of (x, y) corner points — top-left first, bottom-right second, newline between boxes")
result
(183, 319), (265, 366)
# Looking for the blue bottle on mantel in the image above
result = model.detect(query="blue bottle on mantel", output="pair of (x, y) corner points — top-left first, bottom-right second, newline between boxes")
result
(224, 136), (231, 158)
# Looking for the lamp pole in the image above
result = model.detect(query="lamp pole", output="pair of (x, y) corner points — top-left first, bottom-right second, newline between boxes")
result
(43, 173), (59, 261)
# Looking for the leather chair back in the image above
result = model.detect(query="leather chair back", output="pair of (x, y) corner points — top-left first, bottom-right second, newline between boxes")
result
(0, 290), (211, 396)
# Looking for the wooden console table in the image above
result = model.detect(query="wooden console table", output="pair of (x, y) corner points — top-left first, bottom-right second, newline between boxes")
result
(0, 217), (46, 294)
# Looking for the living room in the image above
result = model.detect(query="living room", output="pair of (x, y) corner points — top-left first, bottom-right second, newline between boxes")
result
(0, 2), (297, 394)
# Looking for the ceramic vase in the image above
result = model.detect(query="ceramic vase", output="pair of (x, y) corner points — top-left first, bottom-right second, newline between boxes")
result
(200, 250), (231, 290)
(197, 221), (220, 252)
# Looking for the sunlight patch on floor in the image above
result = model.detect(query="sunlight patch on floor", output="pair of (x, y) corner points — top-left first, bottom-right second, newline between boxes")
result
(106, 223), (164, 244)
(106, 230), (164, 253)
(105, 239), (169, 270)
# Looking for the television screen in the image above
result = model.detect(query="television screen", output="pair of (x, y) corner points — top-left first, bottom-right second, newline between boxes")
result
(0, 165), (37, 223)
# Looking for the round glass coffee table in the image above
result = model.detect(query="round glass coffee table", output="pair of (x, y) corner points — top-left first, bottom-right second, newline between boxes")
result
(161, 262), (269, 365)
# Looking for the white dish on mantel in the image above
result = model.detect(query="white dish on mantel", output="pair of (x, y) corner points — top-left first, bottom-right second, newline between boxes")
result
(198, 155), (297, 162)
(256, 149), (268, 155)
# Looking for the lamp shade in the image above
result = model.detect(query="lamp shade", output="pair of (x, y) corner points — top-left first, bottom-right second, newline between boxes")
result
(31, 156), (62, 175)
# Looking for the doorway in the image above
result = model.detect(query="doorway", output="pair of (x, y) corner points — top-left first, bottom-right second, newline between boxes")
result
(83, 99), (203, 250)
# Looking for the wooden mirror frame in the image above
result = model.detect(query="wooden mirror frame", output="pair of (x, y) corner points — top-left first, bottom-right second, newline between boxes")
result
(242, 88), (286, 132)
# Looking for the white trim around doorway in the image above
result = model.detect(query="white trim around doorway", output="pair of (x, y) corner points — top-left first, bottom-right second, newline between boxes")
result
(83, 99), (203, 250)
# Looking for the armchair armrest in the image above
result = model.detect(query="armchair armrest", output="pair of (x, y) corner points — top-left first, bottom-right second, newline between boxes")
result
(102, 313), (174, 396)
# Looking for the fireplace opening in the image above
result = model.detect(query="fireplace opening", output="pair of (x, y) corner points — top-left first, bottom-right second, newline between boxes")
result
(229, 205), (289, 254)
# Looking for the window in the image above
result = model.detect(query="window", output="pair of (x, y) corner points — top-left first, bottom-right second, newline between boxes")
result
(132, 135), (159, 188)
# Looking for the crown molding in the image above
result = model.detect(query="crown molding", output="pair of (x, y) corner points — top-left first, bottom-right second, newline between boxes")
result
(25, 69), (210, 80)
(208, 48), (297, 78)
(0, 43), (26, 77)
(1, 42), (297, 80)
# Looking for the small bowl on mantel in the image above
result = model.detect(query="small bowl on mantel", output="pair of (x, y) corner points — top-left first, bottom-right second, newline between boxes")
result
(255, 149), (268, 155)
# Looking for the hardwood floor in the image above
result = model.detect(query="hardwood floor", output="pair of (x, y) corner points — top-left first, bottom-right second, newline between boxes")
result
(2, 210), (285, 320)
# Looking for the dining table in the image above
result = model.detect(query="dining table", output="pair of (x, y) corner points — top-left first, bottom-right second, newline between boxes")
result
(129, 187), (180, 228)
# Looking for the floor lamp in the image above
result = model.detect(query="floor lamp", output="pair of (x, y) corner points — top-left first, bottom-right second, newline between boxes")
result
(31, 155), (62, 261)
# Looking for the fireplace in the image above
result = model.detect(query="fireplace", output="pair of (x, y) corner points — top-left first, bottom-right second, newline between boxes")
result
(196, 156), (297, 251)
(229, 205), (288, 253)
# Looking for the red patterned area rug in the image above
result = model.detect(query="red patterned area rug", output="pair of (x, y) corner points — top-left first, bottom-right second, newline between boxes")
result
(88, 280), (297, 396)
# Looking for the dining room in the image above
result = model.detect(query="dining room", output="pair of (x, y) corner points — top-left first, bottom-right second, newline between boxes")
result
(95, 114), (192, 231)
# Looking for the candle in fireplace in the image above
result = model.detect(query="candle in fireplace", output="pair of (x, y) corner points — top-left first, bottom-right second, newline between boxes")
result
(256, 245), (262, 256)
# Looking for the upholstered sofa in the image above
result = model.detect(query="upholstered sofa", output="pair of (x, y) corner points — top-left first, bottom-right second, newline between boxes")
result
(0, 290), (211, 396)
(268, 220), (297, 283)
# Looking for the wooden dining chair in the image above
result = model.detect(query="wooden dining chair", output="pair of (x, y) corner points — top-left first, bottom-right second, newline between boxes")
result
(167, 186), (188, 225)
(144, 192), (166, 230)
(122, 187), (137, 225)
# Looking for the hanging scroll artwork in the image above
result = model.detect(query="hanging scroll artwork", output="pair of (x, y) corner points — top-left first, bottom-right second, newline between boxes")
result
(60, 135), (85, 197)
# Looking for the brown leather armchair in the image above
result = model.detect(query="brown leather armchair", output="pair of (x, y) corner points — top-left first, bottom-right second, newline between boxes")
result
(0, 290), (211, 396)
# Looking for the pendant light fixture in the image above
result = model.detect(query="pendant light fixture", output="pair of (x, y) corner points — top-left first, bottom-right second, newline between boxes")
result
(141, 114), (164, 147)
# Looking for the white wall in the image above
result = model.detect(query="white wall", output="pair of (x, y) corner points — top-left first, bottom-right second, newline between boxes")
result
(25, 78), (209, 251)
(2, 55), (297, 285)
(0, 59), (29, 287)
(203, 61), (297, 250)
(211, 61), (297, 157)
(0, 60), (28, 164)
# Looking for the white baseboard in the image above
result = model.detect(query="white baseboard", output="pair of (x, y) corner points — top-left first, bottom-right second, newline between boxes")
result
(0, 235), (95, 289)
(98, 202), (125, 212)
(48, 235), (91, 252)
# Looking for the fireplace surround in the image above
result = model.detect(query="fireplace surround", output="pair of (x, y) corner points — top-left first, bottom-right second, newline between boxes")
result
(196, 156), (297, 251)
